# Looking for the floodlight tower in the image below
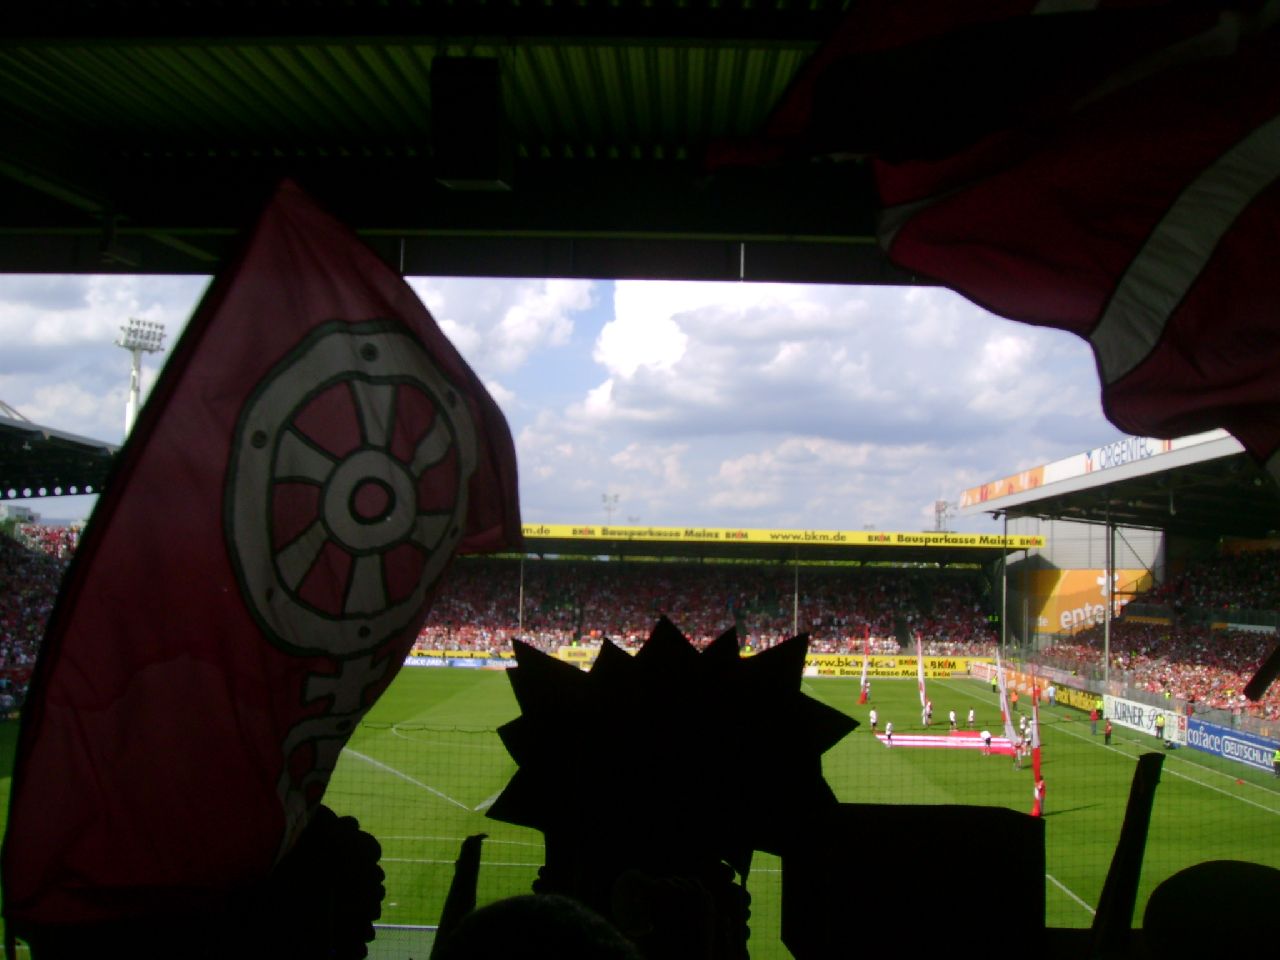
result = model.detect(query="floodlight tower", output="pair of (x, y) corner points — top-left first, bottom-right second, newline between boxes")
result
(116, 318), (166, 435)
(934, 499), (954, 532)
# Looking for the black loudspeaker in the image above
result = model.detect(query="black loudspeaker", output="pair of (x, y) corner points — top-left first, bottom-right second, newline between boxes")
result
(431, 57), (512, 191)
(782, 803), (1045, 959)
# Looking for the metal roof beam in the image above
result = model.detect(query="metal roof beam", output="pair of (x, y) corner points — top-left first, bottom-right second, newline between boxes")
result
(4, 2), (845, 48)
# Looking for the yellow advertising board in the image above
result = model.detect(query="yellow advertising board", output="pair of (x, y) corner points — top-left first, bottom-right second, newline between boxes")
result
(805, 654), (988, 678)
(522, 523), (1043, 550)
(1030, 568), (1153, 635)
(552, 647), (990, 674)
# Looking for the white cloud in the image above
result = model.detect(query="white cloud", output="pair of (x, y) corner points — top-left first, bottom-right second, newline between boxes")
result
(576, 282), (1104, 451)
(1, 274), (1117, 531)
(513, 281), (1116, 529)
(483, 378), (515, 410)
(25, 381), (128, 437)
(610, 441), (690, 491)
(593, 312), (686, 378)
(0, 275), (206, 349)
(709, 437), (882, 519)
(0, 275), (206, 444)
(408, 277), (594, 374)
(579, 379), (614, 420)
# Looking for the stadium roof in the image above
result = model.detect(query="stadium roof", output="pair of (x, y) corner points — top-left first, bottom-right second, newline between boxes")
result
(0, 412), (117, 501)
(957, 431), (1280, 543)
(1, 0), (908, 285)
(6, 3), (1279, 545)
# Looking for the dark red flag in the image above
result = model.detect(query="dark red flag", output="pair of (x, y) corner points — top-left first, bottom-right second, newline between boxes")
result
(2, 180), (521, 927)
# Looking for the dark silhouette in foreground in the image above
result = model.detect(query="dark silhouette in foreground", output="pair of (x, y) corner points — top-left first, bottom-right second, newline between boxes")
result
(432, 893), (643, 960)
(10, 805), (385, 960)
(484, 617), (857, 959)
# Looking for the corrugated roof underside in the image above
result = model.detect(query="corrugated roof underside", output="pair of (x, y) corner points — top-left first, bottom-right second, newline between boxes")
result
(0, 42), (809, 158)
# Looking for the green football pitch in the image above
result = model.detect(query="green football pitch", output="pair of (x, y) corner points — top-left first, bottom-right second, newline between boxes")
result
(2, 668), (1278, 958)
(325, 668), (1280, 957)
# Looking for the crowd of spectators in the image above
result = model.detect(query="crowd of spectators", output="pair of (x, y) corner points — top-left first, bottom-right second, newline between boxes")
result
(1039, 621), (1280, 720)
(7, 525), (1278, 720)
(414, 557), (998, 656)
(0, 528), (1000, 683)
(13, 522), (81, 561)
(0, 524), (78, 710)
(1143, 550), (1280, 614)
(1036, 548), (1280, 720)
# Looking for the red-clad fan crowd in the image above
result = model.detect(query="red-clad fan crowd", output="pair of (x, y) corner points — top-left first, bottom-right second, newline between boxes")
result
(1143, 550), (1280, 613)
(1038, 549), (1280, 720)
(4, 524), (1278, 720)
(414, 557), (996, 655)
(0, 524), (80, 710)
(1039, 621), (1280, 720)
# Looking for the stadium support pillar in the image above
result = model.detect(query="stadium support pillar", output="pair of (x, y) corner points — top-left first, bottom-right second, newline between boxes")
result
(1104, 508), (1114, 684)
(1001, 512), (1009, 657)
(792, 552), (800, 637)
(518, 557), (525, 638)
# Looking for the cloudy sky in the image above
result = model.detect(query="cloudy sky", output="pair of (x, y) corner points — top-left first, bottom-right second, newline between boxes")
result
(0, 273), (1123, 531)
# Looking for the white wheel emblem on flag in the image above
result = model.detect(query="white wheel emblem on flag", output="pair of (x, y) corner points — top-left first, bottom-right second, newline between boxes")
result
(226, 321), (477, 657)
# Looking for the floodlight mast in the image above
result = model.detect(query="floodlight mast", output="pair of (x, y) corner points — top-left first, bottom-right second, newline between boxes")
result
(115, 318), (166, 435)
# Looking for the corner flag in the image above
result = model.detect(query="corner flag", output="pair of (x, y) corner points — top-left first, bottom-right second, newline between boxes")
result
(1031, 701), (1043, 782)
(858, 627), (870, 704)
(915, 632), (927, 708)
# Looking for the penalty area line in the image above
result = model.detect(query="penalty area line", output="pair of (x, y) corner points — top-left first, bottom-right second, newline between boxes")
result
(379, 835), (542, 848)
(1046, 873), (1095, 916)
(382, 857), (540, 868)
(473, 789), (503, 812)
(344, 748), (471, 810)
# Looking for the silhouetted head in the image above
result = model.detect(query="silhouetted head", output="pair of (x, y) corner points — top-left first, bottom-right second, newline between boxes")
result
(431, 894), (642, 960)
(1143, 860), (1280, 955)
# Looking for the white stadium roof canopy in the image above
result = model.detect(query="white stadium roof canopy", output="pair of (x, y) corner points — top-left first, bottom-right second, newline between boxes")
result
(957, 430), (1280, 541)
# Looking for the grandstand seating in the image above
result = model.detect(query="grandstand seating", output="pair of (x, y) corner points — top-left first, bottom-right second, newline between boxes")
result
(1038, 620), (1280, 720)
(0, 525), (76, 708)
(415, 557), (997, 656)
(1144, 549), (1280, 614)
(1035, 549), (1280, 720)
(6, 524), (1277, 722)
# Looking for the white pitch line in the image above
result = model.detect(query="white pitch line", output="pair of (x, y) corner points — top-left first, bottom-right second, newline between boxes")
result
(379, 835), (543, 848)
(389, 724), (507, 750)
(933, 679), (1280, 813)
(1046, 713), (1280, 816)
(344, 748), (471, 810)
(1104, 730), (1280, 796)
(473, 789), (503, 812)
(1046, 873), (1096, 916)
(1160, 748), (1280, 795)
(382, 857), (540, 868)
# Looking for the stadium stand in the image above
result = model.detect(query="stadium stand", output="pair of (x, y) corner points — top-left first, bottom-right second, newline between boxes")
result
(1037, 621), (1280, 721)
(0, 526), (76, 711)
(6, 525), (1276, 725)
(1144, 549), (1280, 614)
(1033, 548), (1280, 723)
(413, 557), (998, 656)
(13, 522), (80, 561)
